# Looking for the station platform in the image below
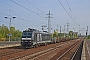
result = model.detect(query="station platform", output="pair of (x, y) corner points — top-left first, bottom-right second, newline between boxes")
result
(0, 41), (20, 48)
(81, 39), (90, 60)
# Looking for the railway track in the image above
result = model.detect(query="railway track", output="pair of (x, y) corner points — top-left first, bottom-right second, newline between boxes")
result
(0, 39), (82, 60)
(10, 42), (70, 60)
(56, 40), (82, 60)
(10, 39), (80, 60)
(0, 47), (27, 59)
(0, 49), (24, 57)
(31, 39), (82, 60)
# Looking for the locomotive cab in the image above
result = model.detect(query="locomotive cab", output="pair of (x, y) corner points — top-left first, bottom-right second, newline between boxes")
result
(21, 28), (41, 48)
(21, 31), (33, 48)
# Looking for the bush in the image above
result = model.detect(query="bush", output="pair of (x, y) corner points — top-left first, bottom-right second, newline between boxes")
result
(0, 38), (6, 41)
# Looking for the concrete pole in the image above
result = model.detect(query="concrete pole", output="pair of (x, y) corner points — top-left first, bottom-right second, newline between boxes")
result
(9, 18), (11, 41)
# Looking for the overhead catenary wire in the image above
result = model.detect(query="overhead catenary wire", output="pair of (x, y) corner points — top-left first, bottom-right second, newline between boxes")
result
(0, 3), (42, 26)
(25, 0), (60, 27)
(0, 2), (49, 31)
(58, 0), (79, 28)
(10, 0), (46, 19)
(10, 0), (47, 25)
(0, 12), (11, 17)
(0, 19), (28, 28)
(25, 0), (46, 15)
(58, 0), (73, 19)
(26, 0), (60, 30)
(10, 0), (60, 29)
(0, 12), (42, 28)
(0, 12), (29, 28)
(65, 0), (79, 27)
(1, 0), (61, 31)
(26, 0), (60, 28)
(65, 0), (72, 16)
(0, 12), (39, 27)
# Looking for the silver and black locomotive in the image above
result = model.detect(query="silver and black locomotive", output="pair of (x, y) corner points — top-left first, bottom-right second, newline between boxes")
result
(21, 28), (51, 48)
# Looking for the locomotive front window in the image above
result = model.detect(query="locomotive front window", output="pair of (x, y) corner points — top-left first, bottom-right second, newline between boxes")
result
(22, 32), (27, 36)
(23, 32), (27, 36)
(28, 33), (32, 36)
(22, 32), (32, 38)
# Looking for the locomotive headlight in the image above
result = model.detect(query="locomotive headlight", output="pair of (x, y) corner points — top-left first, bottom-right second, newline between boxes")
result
(30, 41), (31, 42)
(21, 40), (23, 42)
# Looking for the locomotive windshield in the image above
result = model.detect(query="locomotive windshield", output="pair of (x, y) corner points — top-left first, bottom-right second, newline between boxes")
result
(22, 32), (32, 38)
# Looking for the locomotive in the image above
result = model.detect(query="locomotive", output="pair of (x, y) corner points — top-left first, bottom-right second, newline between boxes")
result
(21, 28), (51, 48)
(21, 28), (78, 48)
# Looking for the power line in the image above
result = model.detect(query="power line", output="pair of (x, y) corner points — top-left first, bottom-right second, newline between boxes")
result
(10, 0), (46, 19)
(1, 0), (61, 31)
(25, 0), (46, 15)
(0, 18), (27, 28)
(25, 0), (61, 28)
(0, 19), (28, 28)
(65, 0), (79, 27)
(58, 0), (79, 28)
(25, 0), (57, 26)
(0, 12), (10, 17)
(0, 12), (41, 27)
(10, 0), (60, 29)
(0, 11), (40, 28)
(0, 4), (42, 26)
(65, 0), (72, 14)
(10, 0), (48, 25)
(58, 0), (73, 19)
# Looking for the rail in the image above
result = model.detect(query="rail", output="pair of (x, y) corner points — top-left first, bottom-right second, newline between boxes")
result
(56, 40), (82, 60)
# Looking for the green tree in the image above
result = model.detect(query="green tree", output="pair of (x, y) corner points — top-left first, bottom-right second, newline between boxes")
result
(0, 24), (22, 41)
(87, 35), (90, 39)
(53, 30), (58, 37)
(69, 31), (73, 39)
(10, 26), (22, 41)
(0, 24), (9, 38)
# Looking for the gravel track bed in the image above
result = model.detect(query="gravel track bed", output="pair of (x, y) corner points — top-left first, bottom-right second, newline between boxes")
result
(30, 39), (81, 60)
(0, 39), (81, 60)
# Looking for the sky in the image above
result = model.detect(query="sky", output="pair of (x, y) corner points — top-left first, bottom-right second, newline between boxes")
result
(0, 0), (90, 35)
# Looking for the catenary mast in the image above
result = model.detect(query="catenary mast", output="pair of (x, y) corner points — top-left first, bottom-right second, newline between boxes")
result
(46, 10), (53, 34)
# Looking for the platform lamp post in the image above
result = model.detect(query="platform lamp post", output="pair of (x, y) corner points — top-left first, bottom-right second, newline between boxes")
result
(4, 16), (16, 41)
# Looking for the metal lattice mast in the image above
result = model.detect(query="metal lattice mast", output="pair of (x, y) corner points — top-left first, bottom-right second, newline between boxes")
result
(46, 10), (53, 34)
(66, 21), (70, 34)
